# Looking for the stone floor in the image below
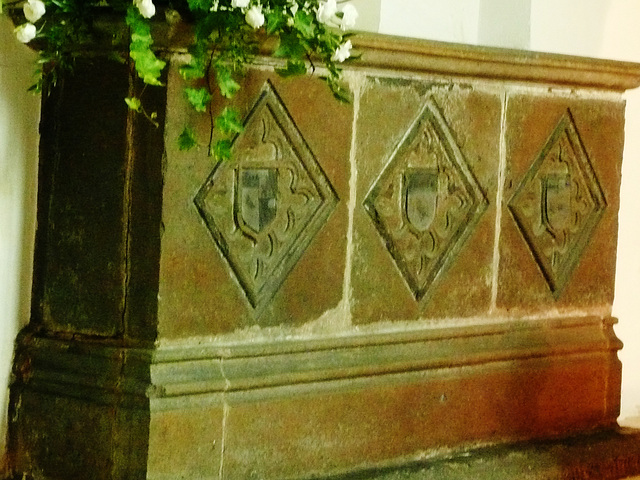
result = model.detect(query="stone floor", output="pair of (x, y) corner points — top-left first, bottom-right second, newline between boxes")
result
(321, 429), (640, 480)
(3, 429), (640, 479)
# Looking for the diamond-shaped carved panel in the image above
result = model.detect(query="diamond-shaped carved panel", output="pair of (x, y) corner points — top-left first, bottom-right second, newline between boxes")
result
(194, 81), (338, 311)
(364, 97), (488, 301)
(508, 109), (606, 296)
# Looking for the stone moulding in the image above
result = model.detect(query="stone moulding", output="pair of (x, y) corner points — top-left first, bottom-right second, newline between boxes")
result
(157, 27), (640, 90)
(7, 31), (640, 480)
(13, 316), (620, 400)
(351, 33), (640, 91)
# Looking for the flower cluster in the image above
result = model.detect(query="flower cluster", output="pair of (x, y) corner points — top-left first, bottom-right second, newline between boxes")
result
(6, 0), (358, 158)
(14, 0), (45, 43)
(134, 0), (156, 18)
(317, 0), (358, 31)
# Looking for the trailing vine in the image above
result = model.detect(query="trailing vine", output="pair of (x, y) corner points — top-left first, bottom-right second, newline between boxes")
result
(3, 0), (358, 158)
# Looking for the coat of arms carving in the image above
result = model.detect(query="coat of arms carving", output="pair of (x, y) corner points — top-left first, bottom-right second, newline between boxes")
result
(194, 81), (338, 312)
(508, 110), (606, 296)
(364, 97), (488, 302)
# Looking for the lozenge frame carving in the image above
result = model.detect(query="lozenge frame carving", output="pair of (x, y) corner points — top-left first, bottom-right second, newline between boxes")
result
(194, 81), (338, 312)
(364, 97), (488, 302)
(508, 109), (607, 296)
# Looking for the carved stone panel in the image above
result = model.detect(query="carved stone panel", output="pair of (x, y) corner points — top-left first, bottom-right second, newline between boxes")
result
(194, 81), (338, 311)
(508, 110), (607, 296)
(363, 97), (488, 301)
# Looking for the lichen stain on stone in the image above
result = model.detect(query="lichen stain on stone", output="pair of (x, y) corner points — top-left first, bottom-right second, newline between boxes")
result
(368, 75), (438, 97)
(188, 300), (352, 346)
(370, 76), (475, 97)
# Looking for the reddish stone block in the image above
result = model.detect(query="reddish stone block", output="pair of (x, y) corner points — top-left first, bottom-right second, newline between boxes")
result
(351, 79), (501, 322)
(220, 352), (618, 479)
(157, 65), (352, 337)
(497, 94), (625, 311)
(147, 403), (224, 479)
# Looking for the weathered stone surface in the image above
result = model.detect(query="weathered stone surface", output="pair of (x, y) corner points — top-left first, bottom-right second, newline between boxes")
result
(352, 33), (640, 92)
(33, 58), (130, 337)
(497, 95), (625, 311)
(29, 56), (167, 341)
(9, 390), (149, 480)
(321, 428), (640, 480)
(8, 316), (623, 479)
(193, 81), (338, 313)
(6, 33), (640, 480)
(147, 402), (224, 479)
(220, 352), (618, 479)
(157, 66), (351, 336)
(352, 78), (500, 321)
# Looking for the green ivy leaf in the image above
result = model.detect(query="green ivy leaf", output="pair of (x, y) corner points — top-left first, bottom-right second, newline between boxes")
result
(293, 10), (315, 39)
(178, 127), (198, 151)
(125, 97), (142, 112)
(126, 6), (167, 86)
(276, 59), (307, 78)
(130, 49), (166, 85)
(130, 32), (152, 48)
(212, 139), (232, 160)
(215, 107), (244, 136)
(126, 6), (150, 35)
(215, 66), (240, 99)
(187, 0), (210, 11)
(325, 77), (352, 103)
(274, 32), (307, 59)
(179, 64), (206, 81)
(318, 31), (343, 50)
(332, 86), (352, 103)
(266, 10), (286, 35)
(185, 87), (212, 113)
(180, 40), (209, 81)
(195, 12), (221, 40)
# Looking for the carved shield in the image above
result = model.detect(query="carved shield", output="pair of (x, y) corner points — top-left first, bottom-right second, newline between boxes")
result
(541, 172), (571, 235)
(237, 168), (278, 235)
(403, 168), (439, 232)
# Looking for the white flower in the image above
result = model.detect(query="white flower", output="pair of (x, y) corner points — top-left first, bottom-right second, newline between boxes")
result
(339, 4), (358, 30)
(231, 0), (250, 8)
(245, 5), (265, 29)
(316, 0), (337, 24)
(15, 23), (36, 43)
(23, 0), (46, 23)
(135, 0), (156, 19)
(332, 39), (352, 62)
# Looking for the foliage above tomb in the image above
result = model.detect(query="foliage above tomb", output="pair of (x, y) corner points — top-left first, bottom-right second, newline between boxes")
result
(3, 0), (358, 157)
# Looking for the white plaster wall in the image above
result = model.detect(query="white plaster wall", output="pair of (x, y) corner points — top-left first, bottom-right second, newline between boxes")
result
(530, 0), (614, 59)
(379, 0), (480, 45)
(477, 0), (531, 49)
(349, 0), (381, 32)
(0, 15), (39, 472)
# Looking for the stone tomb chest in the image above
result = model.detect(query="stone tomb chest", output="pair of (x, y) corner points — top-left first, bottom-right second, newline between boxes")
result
(7, 33), (640, 479)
